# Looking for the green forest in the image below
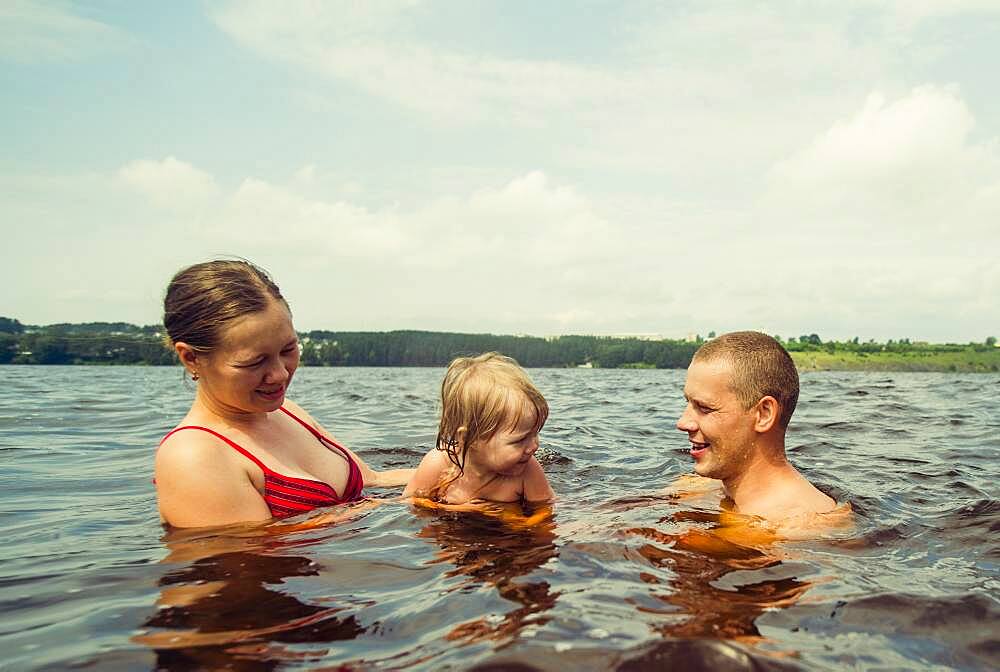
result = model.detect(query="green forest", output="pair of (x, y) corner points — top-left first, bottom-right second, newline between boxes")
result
(0, 317), (997, 372)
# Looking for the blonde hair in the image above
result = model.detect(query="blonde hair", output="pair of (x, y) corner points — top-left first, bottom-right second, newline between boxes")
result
(436, 352), (549, 476)
(692, 331), (799, 429)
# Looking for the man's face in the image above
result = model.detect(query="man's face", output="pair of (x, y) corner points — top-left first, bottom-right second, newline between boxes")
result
(676, 358), (757, 481)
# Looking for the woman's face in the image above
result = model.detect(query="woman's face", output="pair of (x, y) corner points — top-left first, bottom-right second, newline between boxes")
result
(196, 300), (300, 415)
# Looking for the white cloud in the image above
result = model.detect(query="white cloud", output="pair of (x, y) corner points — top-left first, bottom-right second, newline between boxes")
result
(765, 85), (1000, 233)
(3, 150), (997, 340)
(871, 0), (1000, 23)
(4, 2), (1000, 340)
(222, 177), (405, 256)
(117, 157), (220, 209)
(0, 1), (129, 62)
(209, 0), (644, 125)
(216, 169), (618, 274)
(203, 0), (965, 187)
(772, 86), (974, 182)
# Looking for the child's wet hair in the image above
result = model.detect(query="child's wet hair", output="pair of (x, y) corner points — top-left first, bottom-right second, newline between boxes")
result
(436, 352), (549, 476)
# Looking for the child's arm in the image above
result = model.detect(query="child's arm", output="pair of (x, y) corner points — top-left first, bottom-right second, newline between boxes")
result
(522, 457), (554, 503)
(402, 449), (448, 499)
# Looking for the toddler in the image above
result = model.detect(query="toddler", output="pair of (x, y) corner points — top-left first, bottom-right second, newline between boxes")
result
(404, 352), (554, 507)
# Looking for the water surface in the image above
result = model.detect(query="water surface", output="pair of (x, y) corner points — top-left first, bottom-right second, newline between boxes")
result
(1, 366), (997, 670)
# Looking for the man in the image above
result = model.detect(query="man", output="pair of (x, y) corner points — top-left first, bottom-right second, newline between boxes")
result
(675, 331), (836, 520)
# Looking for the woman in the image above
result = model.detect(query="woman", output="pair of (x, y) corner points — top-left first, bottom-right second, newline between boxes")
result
(155, 259), (414, 528)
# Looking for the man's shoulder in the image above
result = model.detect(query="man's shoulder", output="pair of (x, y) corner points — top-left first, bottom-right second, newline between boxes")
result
(663, 473), (723, 500)
(750, 480), (840, 521)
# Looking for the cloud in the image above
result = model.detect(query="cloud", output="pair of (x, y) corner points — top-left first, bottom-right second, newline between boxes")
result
(222, 177), (405, 256)
(772, 86), (974, 182)
(187, 166), (657, 333)
(208, 1), (646, 125)
(765, 85), (1000, 233)
(3, 148), (997, 340)
(117, 157), (220, 209)
(0, 0), (129, 62)
(871, 0), (1000, 23)
(205, 0), (998, 189)
(216, 169), (618, 274)
(735, 84), (1000, 341)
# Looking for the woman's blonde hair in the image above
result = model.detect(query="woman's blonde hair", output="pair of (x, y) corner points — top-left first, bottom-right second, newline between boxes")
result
(436, 352), (549, 476)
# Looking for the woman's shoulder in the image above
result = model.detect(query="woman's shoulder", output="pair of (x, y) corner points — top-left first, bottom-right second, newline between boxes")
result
(154, 422), (272, 527)
(157, 425), (236, 467)
(281, 398), (314, 425)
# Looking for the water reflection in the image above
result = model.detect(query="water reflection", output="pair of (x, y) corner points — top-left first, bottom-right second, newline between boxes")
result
(7, 368), (995, 670)
(412, 505), (559, 644)
(136, 529), (365, 670)
(626, 507), (813, 644)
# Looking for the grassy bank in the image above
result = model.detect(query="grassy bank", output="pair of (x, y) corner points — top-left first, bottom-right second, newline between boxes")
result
(790, 349), (1000, 373)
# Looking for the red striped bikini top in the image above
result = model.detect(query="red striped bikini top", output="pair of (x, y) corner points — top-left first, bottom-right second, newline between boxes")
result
(159, 406), (365, 518)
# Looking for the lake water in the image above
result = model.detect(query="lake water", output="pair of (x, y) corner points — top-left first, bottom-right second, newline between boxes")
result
(1, 365), (997, 671)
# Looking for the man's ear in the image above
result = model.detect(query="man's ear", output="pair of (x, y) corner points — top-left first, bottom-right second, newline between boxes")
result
(754, 396), (780, 433)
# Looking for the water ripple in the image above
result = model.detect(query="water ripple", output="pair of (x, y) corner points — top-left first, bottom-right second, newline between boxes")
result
(0, 366), (998, 670)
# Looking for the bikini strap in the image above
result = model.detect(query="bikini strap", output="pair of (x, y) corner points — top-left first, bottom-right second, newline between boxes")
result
(279, 406), (350, 454)
(159, 425), (275, 475)
(279, 407), (363, 491)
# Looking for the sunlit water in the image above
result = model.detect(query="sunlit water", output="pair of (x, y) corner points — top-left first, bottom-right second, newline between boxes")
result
(1, 366), (997, 671)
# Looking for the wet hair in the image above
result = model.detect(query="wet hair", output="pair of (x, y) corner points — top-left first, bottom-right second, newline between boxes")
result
(436, 352), (549, 477)
(163, 259), (288, 353)
(692, 331), (799, 429)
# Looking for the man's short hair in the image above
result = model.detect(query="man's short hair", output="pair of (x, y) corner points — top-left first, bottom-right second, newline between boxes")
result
(692, 331), (799, 429)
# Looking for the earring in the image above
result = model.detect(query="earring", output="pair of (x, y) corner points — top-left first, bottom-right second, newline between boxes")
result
(191, 371), (200, 381)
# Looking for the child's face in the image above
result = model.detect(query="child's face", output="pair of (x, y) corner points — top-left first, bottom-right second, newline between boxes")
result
(470, 406), (540, 478)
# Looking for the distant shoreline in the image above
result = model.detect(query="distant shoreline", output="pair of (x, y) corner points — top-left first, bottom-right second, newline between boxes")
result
(2, 318), (997, 372)
(790, 350), (999, 373)
(2, 359), (998, 372)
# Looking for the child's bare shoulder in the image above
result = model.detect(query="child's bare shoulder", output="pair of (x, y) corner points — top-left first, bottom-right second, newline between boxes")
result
(418, 448), (450, 471)
(522, 457), (554, 503)
(403, 448), (451, 497)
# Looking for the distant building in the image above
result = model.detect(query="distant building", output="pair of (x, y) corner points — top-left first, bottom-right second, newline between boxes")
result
(604, 333), (667, 341)
(548, 333), (668, 341)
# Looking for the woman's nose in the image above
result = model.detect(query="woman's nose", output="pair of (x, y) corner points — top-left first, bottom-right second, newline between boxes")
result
(264, 360), (290, 384)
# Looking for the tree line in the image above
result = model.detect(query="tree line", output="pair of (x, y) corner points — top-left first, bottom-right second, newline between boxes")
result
(0, 317), (995, 368)
(298, 330), (698, 368)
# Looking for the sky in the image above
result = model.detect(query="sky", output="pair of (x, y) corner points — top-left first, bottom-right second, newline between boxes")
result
(2, 1), (998, 343)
